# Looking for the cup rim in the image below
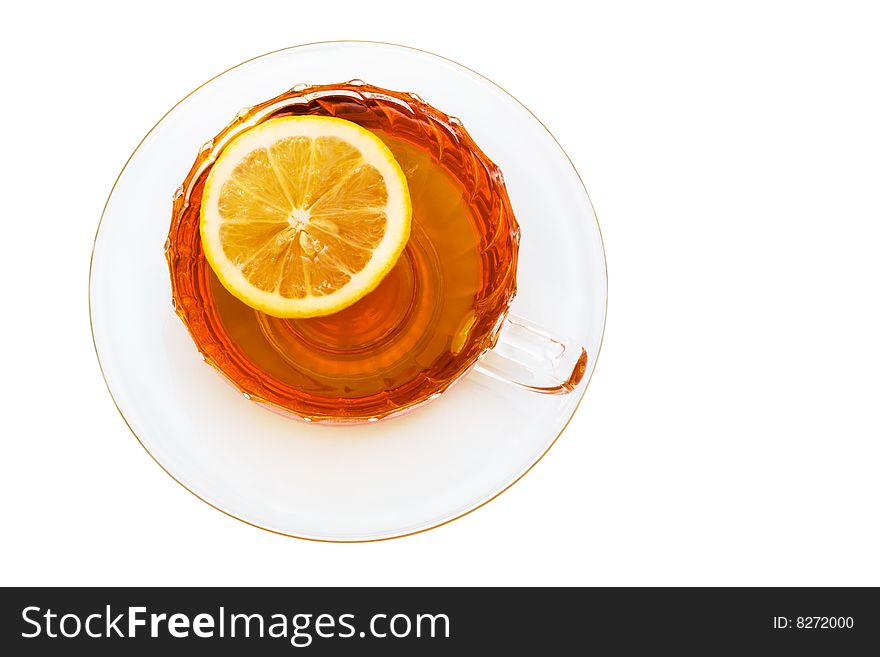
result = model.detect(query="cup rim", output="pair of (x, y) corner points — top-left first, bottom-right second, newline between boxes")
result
(165, 79), (521, 423)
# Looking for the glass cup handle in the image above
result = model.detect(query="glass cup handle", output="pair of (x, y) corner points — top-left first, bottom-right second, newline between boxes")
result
(474, 314), (588, 394)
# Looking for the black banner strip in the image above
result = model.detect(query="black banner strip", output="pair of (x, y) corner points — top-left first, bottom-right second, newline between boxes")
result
(1, 587), (877, 654)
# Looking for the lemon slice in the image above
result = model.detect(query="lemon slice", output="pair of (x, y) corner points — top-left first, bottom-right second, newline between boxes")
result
(200, 116), (411, 318)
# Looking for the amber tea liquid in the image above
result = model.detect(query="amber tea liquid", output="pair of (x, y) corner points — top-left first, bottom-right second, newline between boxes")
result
(167, 83), (519, 421)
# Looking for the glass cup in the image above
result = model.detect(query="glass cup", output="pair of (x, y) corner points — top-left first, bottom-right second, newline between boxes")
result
(166, 82), (588, 422)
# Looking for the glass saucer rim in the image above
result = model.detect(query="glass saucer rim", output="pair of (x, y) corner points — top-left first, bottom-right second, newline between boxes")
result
(88, 39), (608, 542)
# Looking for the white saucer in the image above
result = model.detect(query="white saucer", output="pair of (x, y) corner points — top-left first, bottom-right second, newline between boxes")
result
(89, 41), (607, 541)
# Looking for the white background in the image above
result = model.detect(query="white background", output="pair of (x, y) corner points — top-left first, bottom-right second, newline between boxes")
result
(2, 0), (878, 586)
